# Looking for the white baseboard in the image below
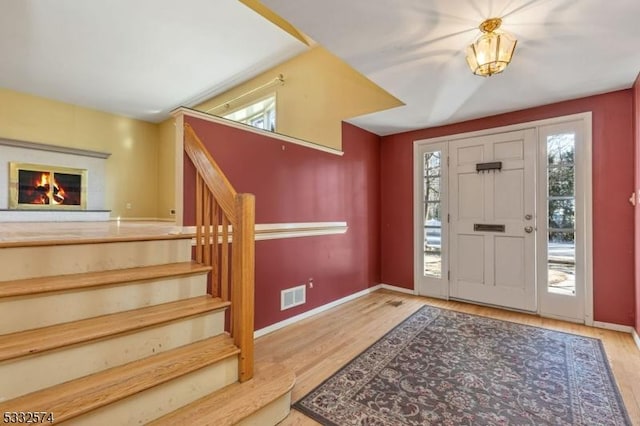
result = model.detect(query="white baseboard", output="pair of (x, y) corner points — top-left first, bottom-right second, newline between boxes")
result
(254, 284), (419, 339)
(254, 285), (381, 338)
(633, 329), (640, 353)
(379, 283), (417, 295)
(593, 321), (635, 333)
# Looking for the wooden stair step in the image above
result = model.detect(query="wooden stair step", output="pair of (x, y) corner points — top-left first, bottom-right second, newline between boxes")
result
(149, 362), (296, 426)
(0, 295), (229, 362)
(0, 261), (211, 298)
(0, 231), (195, 249)
(0, 334), (240, 423)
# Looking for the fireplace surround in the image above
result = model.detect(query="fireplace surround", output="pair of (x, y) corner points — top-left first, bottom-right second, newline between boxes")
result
(9, 162), (88, 210)
(0, 138), (110, 222)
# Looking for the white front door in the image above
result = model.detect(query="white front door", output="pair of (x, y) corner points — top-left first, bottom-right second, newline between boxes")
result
(449, 129), (537, 311)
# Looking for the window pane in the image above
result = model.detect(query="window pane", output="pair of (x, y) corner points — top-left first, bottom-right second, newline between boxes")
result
(425, 202), (440, 223)
(424, 224), (441, 278)
(548, 231), (575, 295)
(425, 177), (441, 201)
(424, 150), (442, 279)
(548, 165), (574, 197)
(426, 152), (441, 171)
(547, 133), (575, 165)
(224, 95), (276, 132)
(549, 199), (575, 229)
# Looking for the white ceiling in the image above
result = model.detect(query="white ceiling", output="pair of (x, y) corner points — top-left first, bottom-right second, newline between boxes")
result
(0, 0), (306, 122)
(263, 0), (640, 135)
(2, 1), (639, 135)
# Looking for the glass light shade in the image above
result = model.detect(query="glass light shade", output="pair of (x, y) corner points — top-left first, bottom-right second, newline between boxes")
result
(466, 30), (517, 77)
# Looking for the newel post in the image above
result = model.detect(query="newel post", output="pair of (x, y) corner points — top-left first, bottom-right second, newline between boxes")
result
(232, 193), (255, 382)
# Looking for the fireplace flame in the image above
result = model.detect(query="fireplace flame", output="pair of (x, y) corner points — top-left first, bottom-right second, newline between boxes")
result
(34, 172), (66, 205)
(36, 173), (50, 190)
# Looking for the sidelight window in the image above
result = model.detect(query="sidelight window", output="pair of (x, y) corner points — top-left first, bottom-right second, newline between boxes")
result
(546, 133), (576, 295)
(424, 151), (442, 278)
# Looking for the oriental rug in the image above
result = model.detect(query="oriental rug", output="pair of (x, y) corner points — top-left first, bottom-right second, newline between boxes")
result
(294, 305), (631, 425)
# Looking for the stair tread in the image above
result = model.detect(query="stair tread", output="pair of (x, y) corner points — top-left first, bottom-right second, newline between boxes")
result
(0, 261), (211, 298)
(0, 334), (240, 422)
(0, 232), (196, 249)
(0, 295), (230, 362)
(149, 362), (295, 426)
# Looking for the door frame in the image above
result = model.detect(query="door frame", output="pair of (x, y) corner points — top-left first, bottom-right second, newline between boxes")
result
(413, 112), (593, 325)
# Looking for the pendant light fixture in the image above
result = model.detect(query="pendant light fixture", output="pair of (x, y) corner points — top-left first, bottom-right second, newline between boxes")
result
(466, 18), (517, 77)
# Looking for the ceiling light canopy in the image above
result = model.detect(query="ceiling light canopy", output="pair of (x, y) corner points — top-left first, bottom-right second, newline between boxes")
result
(466, 18), (517, 77)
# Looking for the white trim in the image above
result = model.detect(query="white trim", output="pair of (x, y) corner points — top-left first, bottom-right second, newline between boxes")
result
(593, 321), (635, 334)
(583, 113), (594, 326)
(633, 329), (640, 352)
(537, 119), (590, 323)
(182, 221), (348, 244)
(412, 112), (593, 325)
(254, 285), (380, 338)
(379, 283), (417, 295)
(413, 113), (592, 145)
(0, 137), (111, 159)
(413, 142), (449, 299)
(171, 107), (344, 156)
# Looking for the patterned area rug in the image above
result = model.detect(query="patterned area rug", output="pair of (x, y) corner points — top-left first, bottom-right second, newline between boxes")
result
(294, 305), (631, 425)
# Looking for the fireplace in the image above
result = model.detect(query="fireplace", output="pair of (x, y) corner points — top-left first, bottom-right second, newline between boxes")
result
(9, 162), (87, 210)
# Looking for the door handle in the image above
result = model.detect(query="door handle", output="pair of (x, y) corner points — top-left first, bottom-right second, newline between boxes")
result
(524, 226), (534, 233)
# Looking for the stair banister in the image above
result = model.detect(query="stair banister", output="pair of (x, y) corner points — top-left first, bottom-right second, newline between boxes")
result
(183, 123), (255, 382)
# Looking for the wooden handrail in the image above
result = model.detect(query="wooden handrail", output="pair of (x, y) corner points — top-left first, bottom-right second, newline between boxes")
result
(184, 124), (237, 221)
(183, 123), (255, 382)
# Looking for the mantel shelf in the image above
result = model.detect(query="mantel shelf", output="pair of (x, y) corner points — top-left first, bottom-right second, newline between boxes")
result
(0, 138), (111, 159)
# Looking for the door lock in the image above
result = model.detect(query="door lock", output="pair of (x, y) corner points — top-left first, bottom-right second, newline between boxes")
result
(524, 226), (534, 233)
(525, 214), (533, 220)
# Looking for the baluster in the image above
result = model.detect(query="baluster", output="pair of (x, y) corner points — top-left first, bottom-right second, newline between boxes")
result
(195, 174), (203, 263)
(221, 215), (230, 302)
(211, 199), (220, 298)
(203, 189), (211, 267)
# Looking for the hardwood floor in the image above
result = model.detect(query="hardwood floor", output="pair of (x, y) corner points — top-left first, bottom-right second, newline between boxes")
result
(254, 289), (640, 425)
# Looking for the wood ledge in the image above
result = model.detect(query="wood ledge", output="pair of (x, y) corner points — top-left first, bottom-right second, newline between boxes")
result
(0, 296), (230, 362)
(0, 262), (211, 298)
(0, 232), (196, 249)
(149, 362), (295, 426)
(0, 335), (239, 422)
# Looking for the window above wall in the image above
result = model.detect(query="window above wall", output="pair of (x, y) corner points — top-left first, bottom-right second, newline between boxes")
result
(224, 94), (276, 132)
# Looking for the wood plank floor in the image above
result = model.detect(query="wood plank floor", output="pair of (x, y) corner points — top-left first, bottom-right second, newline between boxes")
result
(254, 289), (640, 425)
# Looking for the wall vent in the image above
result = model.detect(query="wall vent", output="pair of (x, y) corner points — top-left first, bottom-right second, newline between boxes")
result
(281, 284), (306, 311)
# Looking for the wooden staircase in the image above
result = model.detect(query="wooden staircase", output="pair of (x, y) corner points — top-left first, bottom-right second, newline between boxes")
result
(0, 233), (294, 425)
(0, 122), (295, 424)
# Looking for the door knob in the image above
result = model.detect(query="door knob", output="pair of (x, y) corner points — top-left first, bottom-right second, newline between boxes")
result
(524, 226), (534, 233)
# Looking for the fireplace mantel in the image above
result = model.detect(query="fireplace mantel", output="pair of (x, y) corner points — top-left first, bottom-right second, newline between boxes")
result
(0, 138), (110, 222)
(0, 138), (111, 159)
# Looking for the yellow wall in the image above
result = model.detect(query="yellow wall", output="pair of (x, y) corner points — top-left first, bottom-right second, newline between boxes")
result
(157, 119), (176, 219)
(196, 46), (402, 150)
(0, 88), (161, 219)
(0, 47), (402, 220)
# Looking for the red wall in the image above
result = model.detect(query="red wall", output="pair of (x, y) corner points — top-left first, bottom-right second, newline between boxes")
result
(183, 117), (381, 330)
(634, 75), (640, 335)
(381, 90), (635, 326)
